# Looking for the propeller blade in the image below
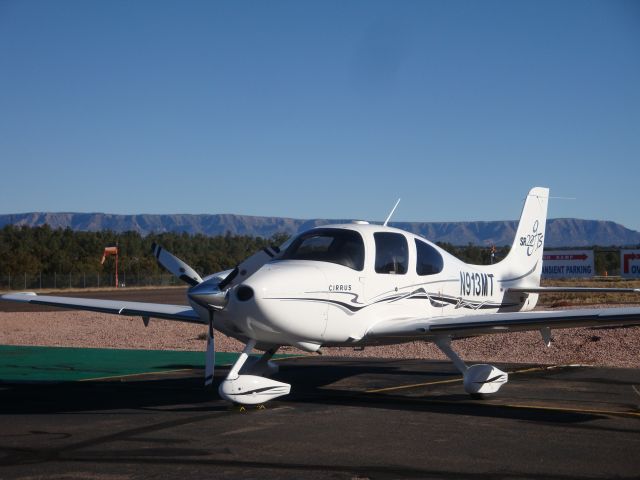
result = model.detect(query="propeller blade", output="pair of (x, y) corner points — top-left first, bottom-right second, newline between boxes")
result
(205, 313), (215, 386)
(151, 243), (203, 286)
(218, 245), (281, 290)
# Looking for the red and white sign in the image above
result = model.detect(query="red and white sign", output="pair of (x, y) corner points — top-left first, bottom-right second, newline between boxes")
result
(542, 250), (594, 278)
(620, 249), (640, 278)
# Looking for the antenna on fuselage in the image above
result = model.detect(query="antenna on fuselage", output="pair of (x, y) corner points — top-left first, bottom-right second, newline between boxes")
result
(383, 198), (401, 227)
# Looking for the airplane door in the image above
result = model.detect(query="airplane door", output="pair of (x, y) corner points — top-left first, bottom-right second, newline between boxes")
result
(365, 231), (410, 315)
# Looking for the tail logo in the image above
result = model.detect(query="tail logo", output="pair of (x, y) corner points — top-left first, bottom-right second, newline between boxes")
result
(519, 220), (544, 256)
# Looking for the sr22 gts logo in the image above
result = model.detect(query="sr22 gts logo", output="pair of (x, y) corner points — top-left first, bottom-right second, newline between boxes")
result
(519, 220), (544, 256)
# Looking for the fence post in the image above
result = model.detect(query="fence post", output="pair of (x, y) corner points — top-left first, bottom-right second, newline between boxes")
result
(24, 272), (26, 289)
(54, 272), (56, 289)
(39, 272), (42, 290)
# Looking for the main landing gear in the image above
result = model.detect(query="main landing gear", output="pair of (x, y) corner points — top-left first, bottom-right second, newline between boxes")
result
(218, 340), (291, 405)
(435, 336), (508, 396)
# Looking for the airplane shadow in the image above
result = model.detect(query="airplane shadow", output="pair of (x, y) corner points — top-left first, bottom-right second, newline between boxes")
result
(0, 357), (627, 426)
(0, 359), (438, 414)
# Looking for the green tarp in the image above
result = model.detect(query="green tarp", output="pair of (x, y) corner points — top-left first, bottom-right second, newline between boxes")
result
(0, 345), (243, 382)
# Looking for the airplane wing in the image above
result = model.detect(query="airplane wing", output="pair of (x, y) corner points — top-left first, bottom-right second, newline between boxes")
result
(366, 307), (640, 340)
(1, 292), (204, 324)
(508, 287), (640, 294)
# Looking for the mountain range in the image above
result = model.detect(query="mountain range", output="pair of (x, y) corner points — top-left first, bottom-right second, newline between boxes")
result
(1, 212), (639, 248)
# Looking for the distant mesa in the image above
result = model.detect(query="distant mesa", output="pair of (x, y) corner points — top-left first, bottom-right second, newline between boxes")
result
(1, 212), (639, 248)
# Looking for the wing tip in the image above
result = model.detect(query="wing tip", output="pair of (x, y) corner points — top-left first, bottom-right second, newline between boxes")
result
(1, 292), (38, 301)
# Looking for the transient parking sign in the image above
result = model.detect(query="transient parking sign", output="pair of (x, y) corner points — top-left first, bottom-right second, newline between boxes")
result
(542, 250), (594, 278)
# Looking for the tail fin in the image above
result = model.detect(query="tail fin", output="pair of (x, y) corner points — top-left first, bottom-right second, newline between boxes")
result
(496, 187), (549, 288)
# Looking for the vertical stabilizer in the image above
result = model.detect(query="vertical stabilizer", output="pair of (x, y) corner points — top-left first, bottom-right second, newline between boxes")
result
(496, 187), (549, 288)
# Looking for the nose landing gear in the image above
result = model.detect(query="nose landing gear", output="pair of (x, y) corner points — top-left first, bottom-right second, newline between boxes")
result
(219, 340), (291, 405)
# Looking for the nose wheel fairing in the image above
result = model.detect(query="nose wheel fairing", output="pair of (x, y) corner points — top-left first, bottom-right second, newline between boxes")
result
(218, 340), (291, 405)
(220, 375), (291, 405)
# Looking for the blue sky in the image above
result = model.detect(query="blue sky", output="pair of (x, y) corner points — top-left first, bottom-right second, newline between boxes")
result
(1, 0), (638, 231)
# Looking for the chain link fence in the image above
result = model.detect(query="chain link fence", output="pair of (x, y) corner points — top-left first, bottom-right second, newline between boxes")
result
(0, 273), (179, 291)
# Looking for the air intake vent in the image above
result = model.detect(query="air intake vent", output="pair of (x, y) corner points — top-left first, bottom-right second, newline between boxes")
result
(236, 285), (254, 302)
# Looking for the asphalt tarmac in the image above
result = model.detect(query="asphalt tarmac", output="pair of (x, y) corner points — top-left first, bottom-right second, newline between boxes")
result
(1, 356), (639, 479)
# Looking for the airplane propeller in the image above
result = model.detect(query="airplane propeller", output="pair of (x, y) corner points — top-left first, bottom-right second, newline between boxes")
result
(151, 243), (217, 387)
(151, 242), (285, 392)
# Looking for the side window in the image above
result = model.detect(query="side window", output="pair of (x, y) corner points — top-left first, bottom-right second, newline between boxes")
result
(374, 232), (408, 274)
(415, 239), (444, 276)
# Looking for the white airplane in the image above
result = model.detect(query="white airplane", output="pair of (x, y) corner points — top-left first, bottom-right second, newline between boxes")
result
(3, 187), (640, 406)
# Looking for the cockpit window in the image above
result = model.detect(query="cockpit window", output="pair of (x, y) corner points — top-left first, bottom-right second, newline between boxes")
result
(374, 232), (408, 274)
(415, 239), (444, 275)
(280, 228), (365, 271)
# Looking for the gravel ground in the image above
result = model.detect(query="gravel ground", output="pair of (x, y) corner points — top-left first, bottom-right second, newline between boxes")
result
(1, 308), (639, 368)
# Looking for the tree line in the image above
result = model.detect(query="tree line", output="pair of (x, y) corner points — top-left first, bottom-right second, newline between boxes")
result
(0, 224), (621, 277)
(0, 225), (288, 277)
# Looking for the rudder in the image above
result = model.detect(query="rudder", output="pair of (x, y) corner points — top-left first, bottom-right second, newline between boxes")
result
(496, 187), (549, 288)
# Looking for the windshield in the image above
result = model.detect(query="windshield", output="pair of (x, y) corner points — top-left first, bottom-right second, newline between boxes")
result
(280, 228), (365, 270)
